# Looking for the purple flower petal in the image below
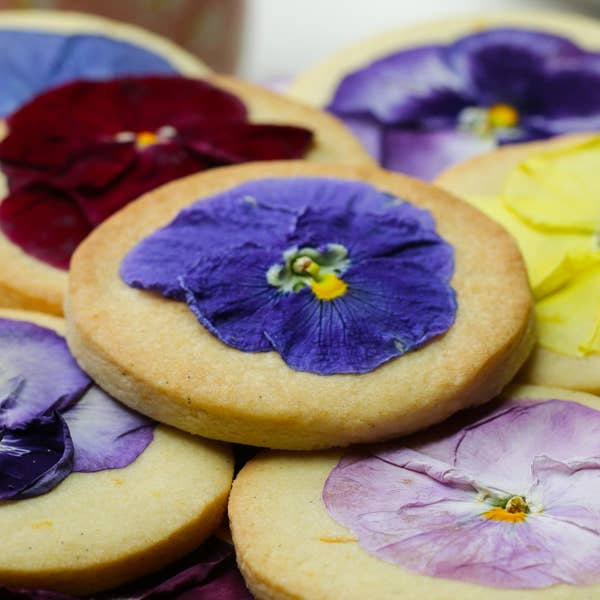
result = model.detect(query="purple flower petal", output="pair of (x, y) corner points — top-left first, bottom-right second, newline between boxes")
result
(382, 127), (495, 181)
(0, 319), (90, 429)
(324, 399), (600, 588)
(121, 188), (301, 300)
(264, 258), (457, 374)
(329, 45), (469, 124)
(62, 386), (154, 473)
(336, 116), (384, 163)
(446, 28), (583, 110)
(0, 412), (73, 499)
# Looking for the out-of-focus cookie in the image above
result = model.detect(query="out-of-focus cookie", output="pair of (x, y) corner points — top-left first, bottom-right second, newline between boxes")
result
(437, 134), (600, 393)
(289, 12), (600, 181)
(0, 308), (233, 595)
(66, 161), (533, 450)
(229, 384), (600, 599)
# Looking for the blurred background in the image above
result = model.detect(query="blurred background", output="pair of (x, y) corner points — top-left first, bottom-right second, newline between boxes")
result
(0, 0), (598, 81)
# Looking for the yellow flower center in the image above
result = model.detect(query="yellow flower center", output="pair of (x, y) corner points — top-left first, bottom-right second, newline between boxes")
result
(488, 103), (519, 128)
(136, 131), (159, 149)
(311, 273), (348, 301)
(483, 507), (527, 523)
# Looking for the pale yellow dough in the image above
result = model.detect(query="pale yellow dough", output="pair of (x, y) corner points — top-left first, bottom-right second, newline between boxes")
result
(0, 308), (234, 595)
(229, 384), (600, 600)
(66, 161), (533, 450)
(436, 134), (600, 394)
(289, 12), (600, 108)
(0, 11), (372, 317)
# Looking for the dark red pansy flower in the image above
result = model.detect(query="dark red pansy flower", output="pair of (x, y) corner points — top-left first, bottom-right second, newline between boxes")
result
(0, 76), (313, 269)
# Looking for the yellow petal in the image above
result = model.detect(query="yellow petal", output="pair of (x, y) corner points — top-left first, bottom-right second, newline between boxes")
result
(536, 265), (600, 356)
(503, 136), (600, 232)
(465, 196), (600, 299)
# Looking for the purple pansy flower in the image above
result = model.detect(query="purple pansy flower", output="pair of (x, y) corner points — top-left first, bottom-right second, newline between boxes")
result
(324, 398), (600, 589)
(121, 178), (457, 375)
(329, 28), (600, 180)
(0, 536), (253, 600)
(0, 318), (153, 499)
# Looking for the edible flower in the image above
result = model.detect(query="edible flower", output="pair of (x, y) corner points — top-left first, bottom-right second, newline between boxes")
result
(324, 398), (600, 588)
(465, 136), (600, 357)
(329, 28), (600, 180)
(0, 29), (179, 117)
(0, 318), (153, 499)
(0, 76), (313, 269)
(121, 178), (456, 375)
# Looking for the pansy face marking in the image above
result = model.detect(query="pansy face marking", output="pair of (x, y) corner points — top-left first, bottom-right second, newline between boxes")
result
(324, 399), (600, 588)
(328, 28), (600, 180)
(121, 178), (457, 375)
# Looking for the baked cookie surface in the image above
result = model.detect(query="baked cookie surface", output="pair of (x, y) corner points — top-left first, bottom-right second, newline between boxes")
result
(0, 308), (233, 595)
(229, 384), (600, 599)
(66, 161), (533, 449)
(436, 134), (600, 393)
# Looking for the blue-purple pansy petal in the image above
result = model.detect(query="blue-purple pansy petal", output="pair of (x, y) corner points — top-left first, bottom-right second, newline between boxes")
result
(328, 45), (469, 124)
(383, 127), (495, 180)
(445, 28), (583, 109)
(288, 204), (445, 263)
(265, 259), (457, 374)
(120, 191), (300, 300)
(338, 115), (384, 163)
(181, 243), (282, 353)
(0, 31), (178, 117)
(62, 386), (154, 473)
(0, 411), (73, 499)
(0, 319), (90, 429)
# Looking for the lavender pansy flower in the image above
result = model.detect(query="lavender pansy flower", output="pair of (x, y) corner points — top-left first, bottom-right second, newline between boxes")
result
(324, 398), (600, 589)
(329, 29), (600, 180)
(121, 178), (457, 375)
(0, 30), (178, 117)
(0, 318), (153, 499)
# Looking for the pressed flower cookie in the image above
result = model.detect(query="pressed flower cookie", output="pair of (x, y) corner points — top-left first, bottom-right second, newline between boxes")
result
(229, 384), (600, 599)
(67, 161), (533, 450)
(436, 134), (600, 393)
(0, 68), (371, 318)
(0, 308), (233, 595)
(289, 12), (600, 181)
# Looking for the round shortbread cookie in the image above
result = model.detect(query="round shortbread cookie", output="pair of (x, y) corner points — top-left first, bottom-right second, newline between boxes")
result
(229, 384), (600, 600)
(0, 308), (234, 595)
(0, 17), (372, 318)
(435, 134), (600, 394)
(289, 12), (600, 107)
(66, 161), (533, 450)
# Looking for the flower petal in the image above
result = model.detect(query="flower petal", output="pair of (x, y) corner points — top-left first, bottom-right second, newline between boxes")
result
(335, 115), (383, 163)
(121, 188), (301, 299)
(0, 319), (90, 429)
(264, 258), (457, 374)
(0, 411), (73, 499)
(183, 123), (313, 163)
(62, 386), (154, 473)
(0, 185), (91, 270)
(446, 28), (582, 109)
(328, 45), (469, 124)
(382, 127), (495, 180)
(0, 31), (179, 117)
(181, 243), (282, 352)
(453, 400), (600, 494)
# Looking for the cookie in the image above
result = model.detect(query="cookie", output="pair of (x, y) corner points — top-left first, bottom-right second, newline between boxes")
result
(229, 384), (600, 599)
(66, 161), (533, 449)
(436, 134), (600, 393)
(289, 12), (600, 181)
(0, 308), (233, 595)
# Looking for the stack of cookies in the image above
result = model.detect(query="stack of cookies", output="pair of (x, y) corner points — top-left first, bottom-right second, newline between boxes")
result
(2, 9), (600, 599)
